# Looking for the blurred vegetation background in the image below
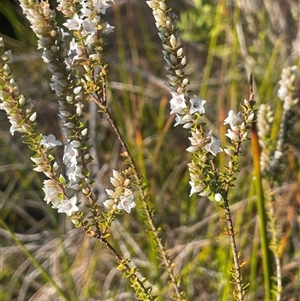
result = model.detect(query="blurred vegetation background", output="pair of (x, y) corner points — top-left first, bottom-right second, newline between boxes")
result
(0, 0), (299, 300)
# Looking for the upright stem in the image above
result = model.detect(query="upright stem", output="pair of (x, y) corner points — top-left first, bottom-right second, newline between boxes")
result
(104, 108), (185, 300)
(223, 200), (244, 301)
(251, 121), (273, 301)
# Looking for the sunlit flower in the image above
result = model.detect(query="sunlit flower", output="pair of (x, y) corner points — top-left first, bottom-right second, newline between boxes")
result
(41, 134), (62, 149)
(174, 113), (193, 127)
(186, 130), (204, 153)
(43, 186), (59, 204)
(58, 195), (79, 216)
(66, 165), (85, 182)
(103, 198), (115, 210)
(204, 136), (223, 156)
(94, 0), (114, 14)
(63, 143), (78, 166)
(224, 110), (243, 130)
(278, 86), (288, 101)
(169, 92), (187, 114)
(189, 181), (204, 196)
(189, 95), (206, 115)
(117, 194), (136, 213)
(225, 129), (240, 142)
(106, 189), (118, 198)
(82, 20), (97, 35)
(63, 14), (82, 30)
(43, 179), (62, 206)
(75, 102), (84, 116)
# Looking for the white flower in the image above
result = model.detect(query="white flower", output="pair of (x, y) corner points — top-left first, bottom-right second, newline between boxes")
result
(215, 193), (223, 202)
(224, 110), (243, 130)
(189, 95), (206, 115)
(66, 165), (85, 182)
(103, 198), (115, 210)
(43, 179), (62, 206)
(94, 0), (114, 14)
(204, 136), (223, 156)
(63, 143), (78, 166)
(278, 86), (288, 100)
(189, 181), (204, 196)
(81, 5), (93, 18)
(174, 113), (193, 127)
(274, 150), (283, 159)
(112, 169), (123, 180)
(75, 102), (84, 116)
(63, 14), (82, 30)
(43, 186), (59, 204)
(102, 22), (115, 34)
(40, 134), (62, 150)
(169, 93), (187, 114)
(106, 189), (118, 198)
(186, 130), (204, 152)
(57, 195), (79, 216)
(117, 194), (136, 213)
(225, 129), (240, 142)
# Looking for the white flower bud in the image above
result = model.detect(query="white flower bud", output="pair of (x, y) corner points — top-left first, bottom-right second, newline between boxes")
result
(3, 64), (10, 76)
(224, 148), (234, 157)
(66, 96), (73, 103)
(74, 86), (82, 94)
(82, 187), (89, 194)
(19, 95), (26, 106)
(170, 34), (177, 48)
(29, 112), (37, 122)
(81, 128), (88, 136)
(247, 113), (255, 122)
(181, 56), (187, 65)
(170, 54), (177, 64)
(177, 47), (183, 57)
(64, 122), (75, 128)
(175, 69), (182, 76)
(182, 78), (189, 86)
(215, 193), (223, 202)
(53, 162), (59, 171)
(124, 179), (131, 186)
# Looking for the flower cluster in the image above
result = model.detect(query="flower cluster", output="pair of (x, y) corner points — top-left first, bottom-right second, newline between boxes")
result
(0, 37), (80, 218)
(223, 104), (254, 154)
(260, 65), (299, 176)
(257, 104), (274, 172)
(31, 135), (81, 217)
(19, 0), (93, 190)
(58, 0), (114, 72)
(147, 1), (258, 205)
(277, 65), (298, 110)
(43, 179), (79, 216)
(104, 169), (136, 213)
(0, 41), (37, 136)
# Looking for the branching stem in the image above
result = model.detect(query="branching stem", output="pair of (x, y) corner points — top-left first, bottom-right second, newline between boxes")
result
(104, 107), (185, 300)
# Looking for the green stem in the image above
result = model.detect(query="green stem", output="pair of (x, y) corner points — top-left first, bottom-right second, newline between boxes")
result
(105, 108), (185, 300)
(251, 121), (273, 301)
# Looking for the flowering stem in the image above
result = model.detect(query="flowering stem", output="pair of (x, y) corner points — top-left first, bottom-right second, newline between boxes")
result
(104, 108), (185, 300)
(78, 215), (153, 300)
(222, 198), (245, 301)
